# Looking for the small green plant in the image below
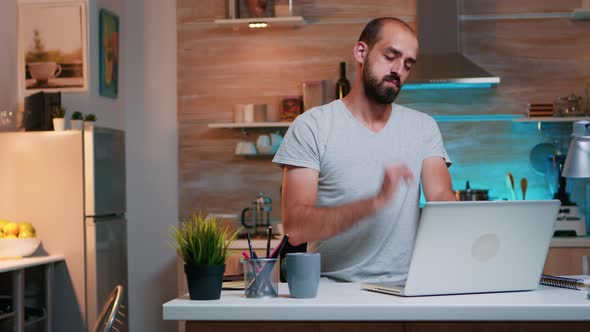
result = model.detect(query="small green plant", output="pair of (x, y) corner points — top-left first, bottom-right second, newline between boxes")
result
(84, 113), (96, 122)
(170, 213), (241, 266)
(53, 106), (66, 119)
(71, 111), (83, 120)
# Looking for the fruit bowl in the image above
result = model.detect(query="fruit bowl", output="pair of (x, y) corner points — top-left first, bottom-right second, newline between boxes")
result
(0, 237), (41, 258)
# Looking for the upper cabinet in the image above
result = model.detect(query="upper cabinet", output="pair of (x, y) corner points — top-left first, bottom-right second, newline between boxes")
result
(213, 16), (305, 29)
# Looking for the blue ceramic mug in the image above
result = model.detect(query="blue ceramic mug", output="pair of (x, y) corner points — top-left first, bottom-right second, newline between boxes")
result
(281, 253), (321, 298)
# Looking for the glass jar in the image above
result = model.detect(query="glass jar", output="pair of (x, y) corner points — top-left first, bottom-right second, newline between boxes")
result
(554, 94), (584, 116)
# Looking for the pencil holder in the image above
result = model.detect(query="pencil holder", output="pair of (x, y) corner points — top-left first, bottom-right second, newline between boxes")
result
(242, 258), (279, 298)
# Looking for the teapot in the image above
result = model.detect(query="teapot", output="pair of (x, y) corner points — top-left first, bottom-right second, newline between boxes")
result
(241, 192), (272, 235)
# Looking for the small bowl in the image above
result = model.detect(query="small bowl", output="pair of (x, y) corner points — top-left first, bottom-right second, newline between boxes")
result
(0, 237), (41, 258)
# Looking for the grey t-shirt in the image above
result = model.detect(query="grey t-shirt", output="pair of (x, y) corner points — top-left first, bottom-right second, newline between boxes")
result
(272, 100), (451, 282)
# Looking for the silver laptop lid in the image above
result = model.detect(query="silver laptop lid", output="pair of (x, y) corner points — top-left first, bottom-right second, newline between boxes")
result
(403, 200), (560, 296)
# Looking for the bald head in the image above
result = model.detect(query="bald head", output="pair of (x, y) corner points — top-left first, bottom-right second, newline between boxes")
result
(358, 17), (416, 51)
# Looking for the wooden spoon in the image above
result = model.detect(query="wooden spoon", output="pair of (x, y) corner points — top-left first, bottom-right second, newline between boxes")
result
(521, 178), (528, 200)
(505, 173), (517, 200)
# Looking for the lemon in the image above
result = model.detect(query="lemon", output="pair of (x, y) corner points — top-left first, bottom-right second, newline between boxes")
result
(18, 230), (36, 238)
(3, 222), (19, 237)
(18, 222), (36, 235)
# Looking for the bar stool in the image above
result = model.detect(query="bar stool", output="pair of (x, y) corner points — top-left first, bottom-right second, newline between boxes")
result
(92, 285), (126, 332)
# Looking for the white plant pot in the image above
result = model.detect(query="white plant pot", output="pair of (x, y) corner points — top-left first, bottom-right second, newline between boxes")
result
(52, 118), (65, 131)
(70, 119), (84, 131)
(84, 121), (95, 131)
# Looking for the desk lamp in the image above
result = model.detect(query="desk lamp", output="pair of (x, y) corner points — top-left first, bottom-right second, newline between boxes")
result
(562, 121), (590, 178)
(561, 120), (590, 236)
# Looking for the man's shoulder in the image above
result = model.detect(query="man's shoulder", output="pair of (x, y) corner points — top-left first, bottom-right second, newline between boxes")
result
(294, 100), (345, 125)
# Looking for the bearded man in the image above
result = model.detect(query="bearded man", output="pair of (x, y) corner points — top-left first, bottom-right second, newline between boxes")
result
(273, 17), (456, 282)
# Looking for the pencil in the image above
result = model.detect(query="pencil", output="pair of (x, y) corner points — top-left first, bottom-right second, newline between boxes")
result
(269, 234), (289, 259)
(266, 226), (272, 258)
(246, 232), (255, 259)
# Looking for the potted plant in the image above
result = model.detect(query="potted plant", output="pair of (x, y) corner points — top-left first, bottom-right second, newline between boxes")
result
(170, 213), (240, 300)
(70, 111), (84, 130)
(52, 106), (66, 131)
(84, 113), (96, 131)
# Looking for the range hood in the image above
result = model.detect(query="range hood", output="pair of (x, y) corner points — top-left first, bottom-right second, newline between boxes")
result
(404, 0), (500, 90)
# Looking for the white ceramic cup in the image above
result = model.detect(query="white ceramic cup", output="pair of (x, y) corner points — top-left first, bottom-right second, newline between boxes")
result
(243, 104), (255, 123)
(233, 104), (245, 123)
(269, 133), (283, 153)
(256, 135), (272, 154)
(236, 141), (257, 155)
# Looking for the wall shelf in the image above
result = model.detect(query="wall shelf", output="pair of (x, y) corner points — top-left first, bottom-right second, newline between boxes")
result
(432, 114), (524, 122)
(208, 122), (291, 129)
(208, 114), (525, 129)
(514, 116), (590, 123)
(213, 16), (305, 29)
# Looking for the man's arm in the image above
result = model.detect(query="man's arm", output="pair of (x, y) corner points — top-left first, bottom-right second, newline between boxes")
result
(421, 156), (456, 201)
(281, 163), (414, 246)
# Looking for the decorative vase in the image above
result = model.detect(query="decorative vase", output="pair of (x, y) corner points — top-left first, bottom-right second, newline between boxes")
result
(71, 119), (84, 130)
(84, 121), (95, 131)
(184, 263), (225, 300)
(52, 118), (65, 131)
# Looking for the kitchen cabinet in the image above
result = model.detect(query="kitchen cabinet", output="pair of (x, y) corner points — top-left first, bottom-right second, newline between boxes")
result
(544, 247), (590, 275)
(0, 255), (64, 332)
(543, 237), (590, 275)
(514, 116), (590, 123)
(213, 16), (304, 29)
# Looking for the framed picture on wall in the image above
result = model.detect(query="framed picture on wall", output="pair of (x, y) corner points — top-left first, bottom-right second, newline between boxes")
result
(99, 9), (119, 99)
(18, 2), (88, 94)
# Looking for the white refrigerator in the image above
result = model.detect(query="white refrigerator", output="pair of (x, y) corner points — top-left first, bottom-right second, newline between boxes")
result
(0, 127), (128, 332)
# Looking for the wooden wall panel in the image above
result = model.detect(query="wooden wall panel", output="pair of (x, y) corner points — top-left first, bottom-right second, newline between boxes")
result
(462, 0), (581, 15)
(296, 0), (415, 20)
(177, 0), (225, 23)
(177, 0), (416, 23)
(177, 1), (590, 222)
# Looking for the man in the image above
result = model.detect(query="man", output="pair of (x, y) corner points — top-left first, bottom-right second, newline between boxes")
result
(272, 17), (456, 282)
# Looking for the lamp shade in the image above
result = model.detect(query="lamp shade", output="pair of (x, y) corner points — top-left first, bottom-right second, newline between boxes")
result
(562, 121), (590, 178)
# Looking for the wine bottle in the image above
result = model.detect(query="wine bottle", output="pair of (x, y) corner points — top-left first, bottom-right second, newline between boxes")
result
(335, 61), (351, 99)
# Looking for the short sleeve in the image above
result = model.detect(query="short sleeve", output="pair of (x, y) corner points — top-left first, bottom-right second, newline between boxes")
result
(423, 118), (452, 167)
(272, 114), (321, 171)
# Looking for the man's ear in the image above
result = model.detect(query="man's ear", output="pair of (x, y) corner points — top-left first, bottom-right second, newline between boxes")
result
(353, 41), (368, 64)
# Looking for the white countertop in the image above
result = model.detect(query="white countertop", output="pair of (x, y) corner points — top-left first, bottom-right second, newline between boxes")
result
(163, 282), (590, 321)
(0, 254), (65, 273)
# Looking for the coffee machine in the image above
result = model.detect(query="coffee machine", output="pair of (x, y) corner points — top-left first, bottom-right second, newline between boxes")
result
(241, 192), (272, 236)
(546, 154), (587, 236)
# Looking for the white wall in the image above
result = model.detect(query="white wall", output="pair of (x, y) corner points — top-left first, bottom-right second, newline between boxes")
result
(5, 1), (179, 330)
(124, 0), (179, 331)
(64, 0), (126, 129)
(0, 0), (17, 115)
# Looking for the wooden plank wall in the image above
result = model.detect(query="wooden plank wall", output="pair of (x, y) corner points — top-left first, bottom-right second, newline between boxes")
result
(177, 0), (590, 223)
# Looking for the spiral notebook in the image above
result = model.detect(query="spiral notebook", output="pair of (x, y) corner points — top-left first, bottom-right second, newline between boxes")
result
(540, 275), (590, 290)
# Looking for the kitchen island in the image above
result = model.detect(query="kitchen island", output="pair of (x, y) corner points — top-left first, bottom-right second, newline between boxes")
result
(163, 281), (590, 332)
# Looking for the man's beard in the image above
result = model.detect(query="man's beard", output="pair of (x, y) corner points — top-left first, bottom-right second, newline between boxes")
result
(362, 59), (401, 105)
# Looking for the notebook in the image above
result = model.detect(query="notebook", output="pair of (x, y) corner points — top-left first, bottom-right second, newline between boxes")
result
(361, 200), (561, 297)
(540, 274), (590, 291)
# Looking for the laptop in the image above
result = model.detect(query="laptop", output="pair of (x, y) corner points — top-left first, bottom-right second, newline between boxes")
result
(361, 200), (561, 296)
